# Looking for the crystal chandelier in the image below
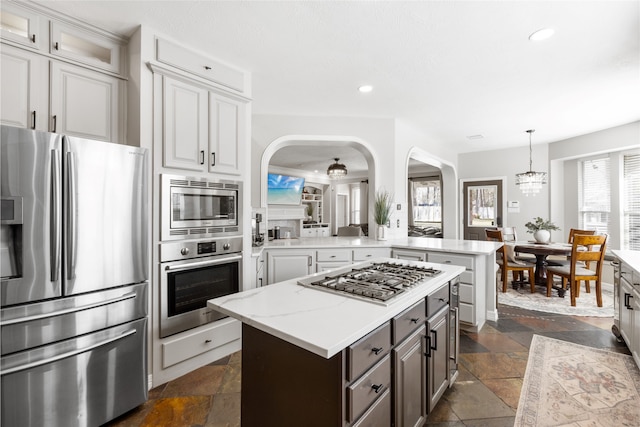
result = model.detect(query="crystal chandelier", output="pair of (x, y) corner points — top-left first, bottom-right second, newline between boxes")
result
(327, 158), (347, 179)
(515, 129), (547, 196)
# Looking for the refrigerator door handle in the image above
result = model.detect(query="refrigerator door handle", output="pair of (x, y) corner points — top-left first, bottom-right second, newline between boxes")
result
(66, 151), (78, 280)
(0, 329), (136, 376)
(0, 291), (138, 326)
(50, 150), (61, 282)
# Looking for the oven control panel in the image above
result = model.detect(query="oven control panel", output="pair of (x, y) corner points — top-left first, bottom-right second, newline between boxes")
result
(160, 236), (242, 262)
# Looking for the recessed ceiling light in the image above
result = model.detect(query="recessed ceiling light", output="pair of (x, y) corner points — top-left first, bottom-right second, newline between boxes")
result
(358, 85), (373, 93)
(529, 28), (554, 41)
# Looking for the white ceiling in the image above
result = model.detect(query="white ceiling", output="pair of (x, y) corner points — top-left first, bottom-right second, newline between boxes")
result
(33, 0), (640, 159)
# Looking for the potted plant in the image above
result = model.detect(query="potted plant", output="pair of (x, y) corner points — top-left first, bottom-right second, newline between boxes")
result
(525, 217), (560, 243)
(374, 190), (393, 240)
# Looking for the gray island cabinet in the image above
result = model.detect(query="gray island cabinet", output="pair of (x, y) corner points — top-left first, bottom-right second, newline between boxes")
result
(209, 258), (464, 426)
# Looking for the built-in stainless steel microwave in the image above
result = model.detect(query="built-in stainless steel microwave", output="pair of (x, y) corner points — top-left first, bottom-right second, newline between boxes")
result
(161, 174), (242, 241)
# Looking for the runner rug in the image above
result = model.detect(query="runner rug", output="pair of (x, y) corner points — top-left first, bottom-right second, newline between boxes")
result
(498, 282), (614, 317)
(514, 335), (640, 427)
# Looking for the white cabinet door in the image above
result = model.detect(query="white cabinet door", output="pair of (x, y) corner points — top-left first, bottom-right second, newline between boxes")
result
(632, 293), (640, 366)
(0, 3), (46, 50)
(266, 250), (314, 285)
(162, 75), (208, 170)
(0, 45), (48, 130)
(208, 92), (243, 175)
(620, 280), (634, 350)
(50, 61), (123, 143)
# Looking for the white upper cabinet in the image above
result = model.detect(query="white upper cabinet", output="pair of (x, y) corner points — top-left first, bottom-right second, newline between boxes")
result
(208, 92), (243, 175)
(162, 75), (209, 171)
(0, 44), (48, 129)
(1, 2), (127, 142)
(50, 21), (125, 75)
(156, 37), (245, 94)
(0, 3), (46, 50)
(50, 61), (124, 142)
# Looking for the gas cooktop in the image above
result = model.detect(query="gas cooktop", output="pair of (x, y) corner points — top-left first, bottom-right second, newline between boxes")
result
(297, 262), (442, 305)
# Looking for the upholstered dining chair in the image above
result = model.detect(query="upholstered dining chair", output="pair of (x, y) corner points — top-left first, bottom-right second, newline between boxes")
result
(485, 229), (535, 293)
(486, 227), (535, 263)
(545, 234), (607, 307)
(337, 226), (362, 236)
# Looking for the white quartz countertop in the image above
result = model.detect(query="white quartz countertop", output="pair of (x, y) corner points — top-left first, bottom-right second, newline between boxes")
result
(209, 258), (465, 359)
(613, 249), (640, 273)
(255, 236), (501, 255)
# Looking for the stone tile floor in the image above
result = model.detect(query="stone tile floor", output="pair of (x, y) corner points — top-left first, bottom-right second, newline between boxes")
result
(104, 305), (628, 427)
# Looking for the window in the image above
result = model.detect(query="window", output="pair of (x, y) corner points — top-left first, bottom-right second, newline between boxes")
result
(411, 178), (442, 225)
(579, 157), (610, 235)
(350, 185), (360, 224)
(624, 153), (640, 250)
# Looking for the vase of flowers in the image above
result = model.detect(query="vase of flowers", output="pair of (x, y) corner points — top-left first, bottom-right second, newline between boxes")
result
(374, 190), (393, 241)
(524, 217), (560, 243)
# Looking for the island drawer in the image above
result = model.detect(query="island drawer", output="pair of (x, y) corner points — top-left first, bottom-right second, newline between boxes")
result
(353, 248), (391, 261)
(347, 322), (391, 381)
(352, 388), (391, 427)
(347, 354), (391, 422)
(317, 249), (351, 262)
(426, 284), (449, 316)
(392, 299), (426, 345)
(428, 253), (474, 270)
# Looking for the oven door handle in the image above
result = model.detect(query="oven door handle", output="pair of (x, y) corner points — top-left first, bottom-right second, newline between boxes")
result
(164, 254), (243, 271)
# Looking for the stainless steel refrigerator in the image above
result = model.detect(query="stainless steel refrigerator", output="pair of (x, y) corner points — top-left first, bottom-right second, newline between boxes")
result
(0, 125), (149, 426)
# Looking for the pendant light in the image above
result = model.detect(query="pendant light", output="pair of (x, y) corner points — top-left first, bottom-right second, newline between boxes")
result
(515, 129), (547, 196)
(327, 158), (347, 179)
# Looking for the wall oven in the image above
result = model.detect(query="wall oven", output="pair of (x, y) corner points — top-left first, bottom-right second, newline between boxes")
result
(160, 237), (242, 338)
(161, 174), (242, 241)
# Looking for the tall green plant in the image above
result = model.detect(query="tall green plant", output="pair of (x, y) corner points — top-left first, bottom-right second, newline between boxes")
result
(374, 190), (393, 226)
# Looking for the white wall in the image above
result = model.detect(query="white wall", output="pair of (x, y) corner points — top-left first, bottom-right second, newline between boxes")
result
(458, 144), (551, 240)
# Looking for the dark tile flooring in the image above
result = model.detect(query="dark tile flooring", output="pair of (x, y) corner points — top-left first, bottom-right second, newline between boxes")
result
(105, 305), (628, 427)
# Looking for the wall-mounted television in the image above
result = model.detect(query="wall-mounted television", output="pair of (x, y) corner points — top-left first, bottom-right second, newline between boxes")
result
(267, 173), (305, 205)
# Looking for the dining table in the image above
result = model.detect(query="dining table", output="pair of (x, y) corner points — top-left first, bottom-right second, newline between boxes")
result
(509, 241), (574, 297)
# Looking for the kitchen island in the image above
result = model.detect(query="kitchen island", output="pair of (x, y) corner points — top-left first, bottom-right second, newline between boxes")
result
(254, 236), (502, 330)
(209, 258), (465, 426)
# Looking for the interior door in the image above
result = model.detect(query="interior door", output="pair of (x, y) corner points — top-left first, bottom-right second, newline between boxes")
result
(463, 179), (503, 240)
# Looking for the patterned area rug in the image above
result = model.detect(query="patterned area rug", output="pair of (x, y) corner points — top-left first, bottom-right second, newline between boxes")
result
(515, 335), (640, 427)
(498, 281), (614, 317)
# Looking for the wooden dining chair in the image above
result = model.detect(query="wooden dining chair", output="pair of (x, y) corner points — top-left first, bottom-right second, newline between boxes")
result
(545, 234), (607, 307)
(485, 229), (535, 293)
(546, 228), (597, 291)
(486, 227), (535, 263)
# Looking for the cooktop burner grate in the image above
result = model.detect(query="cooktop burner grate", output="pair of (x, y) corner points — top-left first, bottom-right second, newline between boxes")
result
(297, 262), (442, 305)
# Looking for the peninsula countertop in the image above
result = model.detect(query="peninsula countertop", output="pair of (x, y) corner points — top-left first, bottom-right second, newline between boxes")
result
(612, 249), (640, 273)
(209, 258), (465, 359)
(253, 236), (502, 256)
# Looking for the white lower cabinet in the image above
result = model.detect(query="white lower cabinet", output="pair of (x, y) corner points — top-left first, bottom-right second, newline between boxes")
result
(266, 250), (314, 284)
(316, 249), (351, 272)
(619, 260), (640, 367)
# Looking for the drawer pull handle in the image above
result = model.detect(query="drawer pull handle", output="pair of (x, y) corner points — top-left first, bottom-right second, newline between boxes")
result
(31, 34), (36, 43)
(330, 255), (336, 258)
(54, 41), (60, 50)
(410, 317), (420, 324)
(205, 339), (212, 343)
(371, 347), (383, 355)
(445, 260), (452, 263)
(371, 384), (384, 394)
(204, 65), (212, 70)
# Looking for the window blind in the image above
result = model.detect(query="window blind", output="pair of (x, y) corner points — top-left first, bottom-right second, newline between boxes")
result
(624, 153), (640, 250)
(579, 157), (610, 235)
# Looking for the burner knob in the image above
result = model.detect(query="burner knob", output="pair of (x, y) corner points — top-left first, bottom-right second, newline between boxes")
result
(180, 247), (190, 256)
(223, 243), (231, 250)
